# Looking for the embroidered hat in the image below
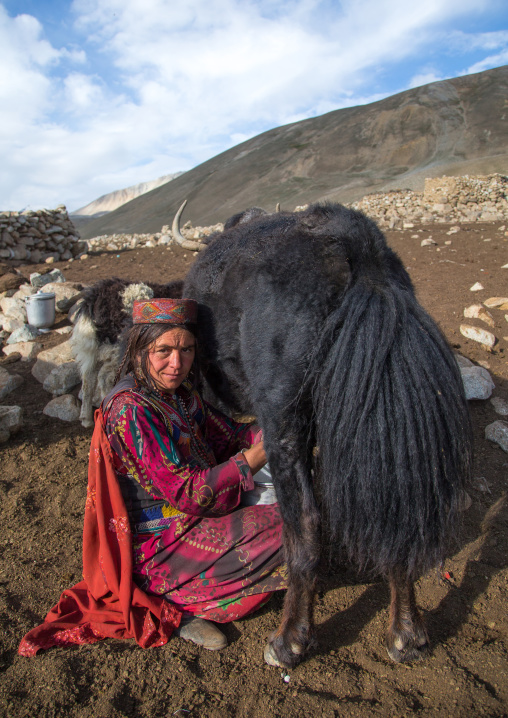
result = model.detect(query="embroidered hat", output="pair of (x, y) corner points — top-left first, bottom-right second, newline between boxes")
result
(132, 298), (198, 325)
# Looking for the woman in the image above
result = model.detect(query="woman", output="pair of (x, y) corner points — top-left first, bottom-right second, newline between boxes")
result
(19, 298), (286, 657)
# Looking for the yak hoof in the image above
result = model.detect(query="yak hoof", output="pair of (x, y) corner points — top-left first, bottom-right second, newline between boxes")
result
(264, 642), (284, 667)
(386, 640), (430, 663)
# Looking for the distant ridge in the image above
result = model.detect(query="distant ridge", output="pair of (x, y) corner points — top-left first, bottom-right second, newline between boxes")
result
(72, 172), (184, 218)
(80, 65), (508, 239)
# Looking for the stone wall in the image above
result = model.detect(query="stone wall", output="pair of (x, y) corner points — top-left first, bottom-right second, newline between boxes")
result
(350, 174), (508, 229)
(0, 206), (86, 263)
(2, 175), (507, 263)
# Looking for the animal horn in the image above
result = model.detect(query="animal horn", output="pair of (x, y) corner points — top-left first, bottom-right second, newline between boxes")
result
(275, 203), (280, 212)
(172, 200), (206, 252)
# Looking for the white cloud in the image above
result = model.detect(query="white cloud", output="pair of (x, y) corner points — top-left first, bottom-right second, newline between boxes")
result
(0, 0), (506, 211)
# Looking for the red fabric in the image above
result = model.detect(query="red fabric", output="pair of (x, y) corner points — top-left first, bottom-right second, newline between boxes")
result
(19, 407), (182, 657)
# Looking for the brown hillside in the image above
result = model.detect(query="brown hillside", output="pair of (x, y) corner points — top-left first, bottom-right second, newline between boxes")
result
(81, 65), (508, 238)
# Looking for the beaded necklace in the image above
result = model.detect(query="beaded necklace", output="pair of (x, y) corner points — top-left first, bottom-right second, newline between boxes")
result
(146, 383), (213, 470)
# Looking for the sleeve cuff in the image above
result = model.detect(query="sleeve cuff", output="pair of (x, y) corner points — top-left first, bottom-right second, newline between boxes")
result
(232, 452), (255, 491)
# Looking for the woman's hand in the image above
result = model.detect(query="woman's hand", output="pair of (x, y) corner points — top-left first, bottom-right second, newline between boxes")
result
(242, 441), (267, 475)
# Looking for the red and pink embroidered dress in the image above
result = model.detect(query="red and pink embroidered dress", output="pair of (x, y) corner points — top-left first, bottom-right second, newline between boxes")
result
(19, 375), (286, 656)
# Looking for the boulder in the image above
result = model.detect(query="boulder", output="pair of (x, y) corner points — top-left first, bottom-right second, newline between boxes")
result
(6, 325), (40, 344)
(30, 268), (65, 289)
(0, 296), (27, 323)
(43, 394), (81, 422)
(0, 273), (24, 294)
(43, 361), (81, 396)
(41, 282), (82, 312)
(0, 366), (23, 400)
(0, 315), (24, 333)
(460, 365), (495, 400)
(454, 353), (473, 368)
(0, 405), (24, 443)
(31, 340), (75, 382)
(12, 284), (36, 299)
(3, 341), (42, 361)
(485, 421), (508, 452)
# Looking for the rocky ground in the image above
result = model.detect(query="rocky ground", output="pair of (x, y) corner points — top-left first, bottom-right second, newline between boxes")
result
(0, 220), (507, 717)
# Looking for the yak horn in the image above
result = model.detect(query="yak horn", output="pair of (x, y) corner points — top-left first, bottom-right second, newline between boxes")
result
(172, 200), (206, 252)
(275, 203), (280, 212)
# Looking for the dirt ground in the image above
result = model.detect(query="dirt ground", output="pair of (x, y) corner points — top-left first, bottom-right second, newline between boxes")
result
(0, 221), (507, 717)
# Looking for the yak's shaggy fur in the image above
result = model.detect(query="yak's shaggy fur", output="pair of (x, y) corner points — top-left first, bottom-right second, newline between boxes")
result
(184, 202), (473, 667)
(71, 277), (183, 426)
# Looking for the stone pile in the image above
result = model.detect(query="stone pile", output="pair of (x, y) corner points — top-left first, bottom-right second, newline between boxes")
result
(0, 206), (87, 263)
(0, 268), (84, 438)
(350, 174), (508, 229)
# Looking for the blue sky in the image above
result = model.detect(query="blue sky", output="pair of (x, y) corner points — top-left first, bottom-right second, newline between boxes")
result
(0, 0), (507, 213)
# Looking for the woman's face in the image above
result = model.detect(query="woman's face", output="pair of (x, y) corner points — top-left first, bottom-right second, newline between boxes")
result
(147, 327), (196, 392)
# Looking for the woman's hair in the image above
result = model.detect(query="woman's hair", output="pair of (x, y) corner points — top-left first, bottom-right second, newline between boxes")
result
(115, 322), (200, 392)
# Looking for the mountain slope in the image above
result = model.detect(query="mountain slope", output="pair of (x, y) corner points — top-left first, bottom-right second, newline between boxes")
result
(72, 173), (183, 217)
(80, 65), (508, 238)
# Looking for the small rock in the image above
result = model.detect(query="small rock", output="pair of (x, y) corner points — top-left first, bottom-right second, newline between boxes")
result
(43, 394), (81, 422)
(490, 397), (508, 416)
(485, 420), (508, 452)
(454, 353), (473, 368)
(0, 405), (24, 442)
(32, 340), (75, 383)
(483, 297), (508, 308)
(460, 366), (495, 400)
(0, 366), (24, 400)
(6, 325), (40, 344)
(469, 282), (484, 292)
(460, 324), (496, 348)
(30, 268), (65, 289)
(421, 238), (437, 246)
(80, 254), (89, 261)
(3, 341), (42, 361)
(55, 326), (73, 335)
(463, 305), (495, 327)
(43, 361), (81, 396)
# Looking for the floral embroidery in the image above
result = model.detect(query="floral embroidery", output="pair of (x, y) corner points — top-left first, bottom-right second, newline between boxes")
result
(85, 486), (96, 511)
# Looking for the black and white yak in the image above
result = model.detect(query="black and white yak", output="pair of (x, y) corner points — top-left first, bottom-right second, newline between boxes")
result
(71, 277), (183, 426)
(182, 201), (473, 669)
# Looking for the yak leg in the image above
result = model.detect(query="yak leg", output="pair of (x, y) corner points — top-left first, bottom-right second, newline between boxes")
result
(386, 569), (429, 662)
(262, 435), (321, 669)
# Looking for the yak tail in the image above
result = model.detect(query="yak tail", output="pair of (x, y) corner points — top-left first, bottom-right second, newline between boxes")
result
(313, 272), (473, 580)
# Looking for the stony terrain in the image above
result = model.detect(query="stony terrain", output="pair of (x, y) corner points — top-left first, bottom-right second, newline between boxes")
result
(0, 198), (507, 716)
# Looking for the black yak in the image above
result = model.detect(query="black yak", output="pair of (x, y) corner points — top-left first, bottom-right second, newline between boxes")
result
(182, 202), (473, 668)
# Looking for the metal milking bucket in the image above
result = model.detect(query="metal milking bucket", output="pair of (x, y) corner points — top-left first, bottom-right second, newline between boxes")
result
(25, 291), (56, 331)
(241, 463), (277, 506)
